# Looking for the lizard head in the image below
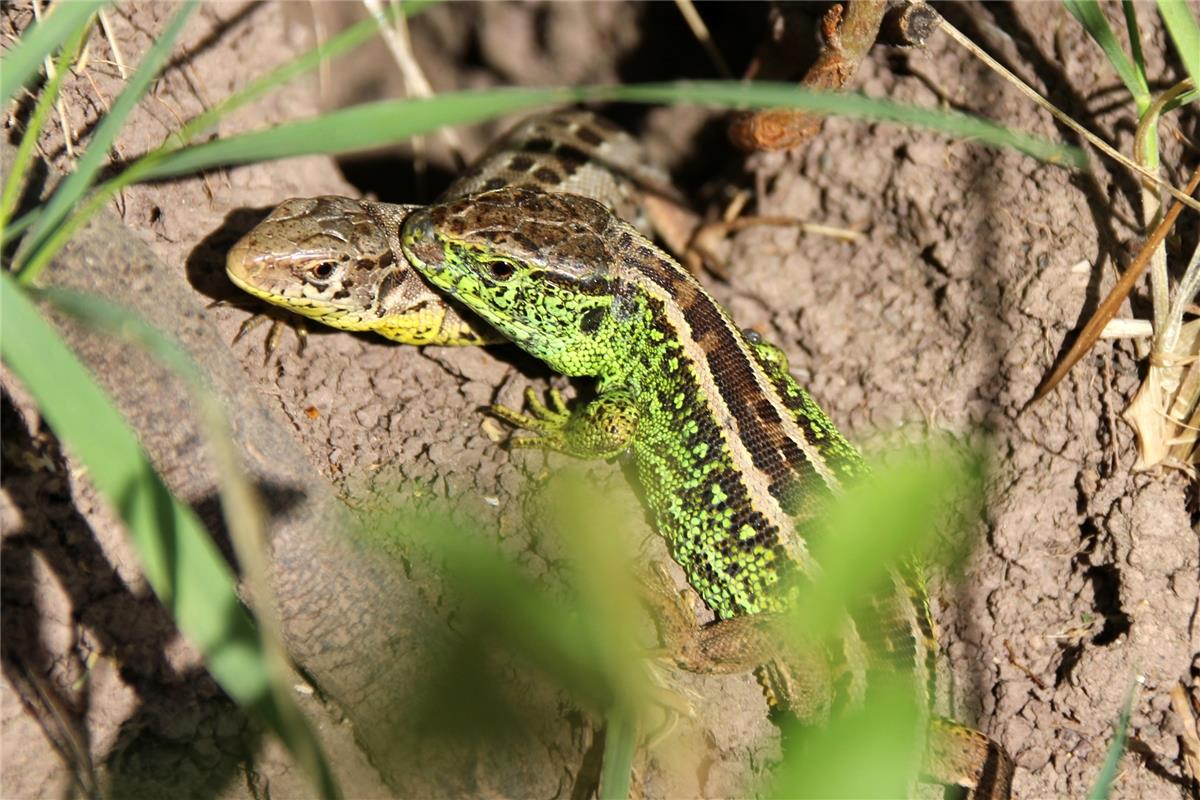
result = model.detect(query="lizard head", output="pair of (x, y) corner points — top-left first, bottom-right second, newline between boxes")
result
(226, 197), (492, 344)
(401, 187), (623, 375)
(226, 196), (402, 328)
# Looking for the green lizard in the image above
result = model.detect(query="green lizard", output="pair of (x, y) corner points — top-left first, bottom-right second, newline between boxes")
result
(398, 186), (1015, 798)
(225, 109), (693, 346)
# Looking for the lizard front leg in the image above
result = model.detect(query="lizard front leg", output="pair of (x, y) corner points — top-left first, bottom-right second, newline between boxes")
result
(490, 385), (639, 459)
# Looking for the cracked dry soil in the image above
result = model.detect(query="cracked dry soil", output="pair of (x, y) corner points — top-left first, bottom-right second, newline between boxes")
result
(2, 2), (1198, 798)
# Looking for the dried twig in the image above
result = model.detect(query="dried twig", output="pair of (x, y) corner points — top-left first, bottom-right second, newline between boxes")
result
(1003, 639), (1046, 690)
(1031, 165), (1200, 405)
(97, 8), (127, 80)
(729, 0), (889, 151)
(879, 1), (939, 47)
(1170, 683), (1200, 791)
(361, 0), (464, 170)
(673, 0), (733, 79)
(31, 0), (77, 158)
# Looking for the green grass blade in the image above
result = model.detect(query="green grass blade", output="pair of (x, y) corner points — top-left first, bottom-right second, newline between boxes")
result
(0, 17), (92, 238)
(608, 83), (1086, 167)
(0, 273), (261, 708)
(15, 1), (198, 283)
(5, 0), (432, 284)
(141, 86), (577, 178)
(0, 275), (341, 800)
(0, 1), (105, 105)
(1157, 0), (1200, 93)
(13, 76), (1078, 276)
(1164, 87), (1199, 110)
(3, 207), (38, 243)
(1087, 679), (1137, 799)
(141, 81), (1082, 181)
(599, 709), (637, 800)
(1064, 0), (1151, 108)
(9, 0), (415, 286)
(1121, 1), (1150, 97)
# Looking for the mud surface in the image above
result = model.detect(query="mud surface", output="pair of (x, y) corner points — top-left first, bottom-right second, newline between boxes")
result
(2, 2), (1197, 798)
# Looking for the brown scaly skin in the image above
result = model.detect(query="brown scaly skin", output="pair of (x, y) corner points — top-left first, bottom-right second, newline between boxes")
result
(400, 186), (1014, 798)
(225, 109), (694, 346)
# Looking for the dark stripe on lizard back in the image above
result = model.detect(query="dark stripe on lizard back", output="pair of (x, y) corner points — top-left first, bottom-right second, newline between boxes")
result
(619, 235), (834, 519)
(759, 357), (866, 484)
(638, 293), (800, 613)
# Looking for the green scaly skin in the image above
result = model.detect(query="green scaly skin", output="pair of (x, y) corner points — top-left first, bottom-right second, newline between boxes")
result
(402, 188), (863, 617)
(399, 186), (1014, 798)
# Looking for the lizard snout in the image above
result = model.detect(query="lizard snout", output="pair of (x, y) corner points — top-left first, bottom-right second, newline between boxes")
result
(225, 233), (269, 291)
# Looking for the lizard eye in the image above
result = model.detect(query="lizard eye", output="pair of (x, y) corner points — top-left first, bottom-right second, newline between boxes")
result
(487, 260), (515, 281)
(312, 262), (336, 279)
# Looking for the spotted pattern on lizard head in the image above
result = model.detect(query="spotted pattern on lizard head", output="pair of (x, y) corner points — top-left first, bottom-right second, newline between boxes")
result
(227, 196), (392, 318)
(401, 189), (619, 366)
(226, 196), (493, 345)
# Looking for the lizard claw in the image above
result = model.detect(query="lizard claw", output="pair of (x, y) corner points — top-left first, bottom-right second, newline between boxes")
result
(488, 387), (572, 450)
(231, 311), (308, 364)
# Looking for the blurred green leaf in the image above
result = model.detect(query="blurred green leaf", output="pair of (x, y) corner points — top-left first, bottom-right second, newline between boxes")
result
(791, 443), (984, 647)
(1, 275), (341, 800)
(357, 470), (659, 796)
(0, 0), (104, 104)
(375, 488), (648, 716)
(1088, 679), (1137, 799)
(760, 444), (985, 795)
(600, 709), (638, 800)
(770, 675), (922, 798)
